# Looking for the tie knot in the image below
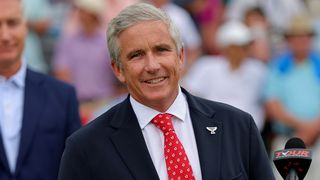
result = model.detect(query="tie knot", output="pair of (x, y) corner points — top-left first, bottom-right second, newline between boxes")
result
(151, 113), (174, 133)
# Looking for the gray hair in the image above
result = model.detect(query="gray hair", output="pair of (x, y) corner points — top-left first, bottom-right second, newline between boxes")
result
(107, 2), (183, 68)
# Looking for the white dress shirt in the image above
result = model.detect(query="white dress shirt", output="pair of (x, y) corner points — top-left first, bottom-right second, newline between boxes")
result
(130, 88), (202, 180)
(0, 63), (26, 172)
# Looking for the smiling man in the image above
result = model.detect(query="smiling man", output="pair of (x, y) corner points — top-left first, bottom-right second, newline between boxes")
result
(58, 3), (274, 180)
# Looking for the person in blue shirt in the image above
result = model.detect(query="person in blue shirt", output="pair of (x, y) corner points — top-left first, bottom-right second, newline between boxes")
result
(264, 13), (320, 180)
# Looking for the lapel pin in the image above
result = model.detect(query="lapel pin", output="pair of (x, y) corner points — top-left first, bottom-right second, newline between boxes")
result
(206, 127), (217, 134)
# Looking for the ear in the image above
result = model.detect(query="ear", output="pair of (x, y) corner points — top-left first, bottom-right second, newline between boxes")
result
(177, 47), (185, 71)
(111, 62), (126, 83)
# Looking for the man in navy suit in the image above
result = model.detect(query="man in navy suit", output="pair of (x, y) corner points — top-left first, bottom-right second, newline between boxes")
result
(58, 3), (275, 180)
(0, 0), (81, 179)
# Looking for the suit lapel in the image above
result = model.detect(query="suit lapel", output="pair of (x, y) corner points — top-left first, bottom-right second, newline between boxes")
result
(183, 88), (222, 179)
(15, 70), (45, 174)
(110, 98), (159, 180)
(109, 89), (223, 179)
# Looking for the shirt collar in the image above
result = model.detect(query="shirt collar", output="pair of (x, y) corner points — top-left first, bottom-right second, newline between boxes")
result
(130, 87), (188, 130)
(0, 61), (26, 88)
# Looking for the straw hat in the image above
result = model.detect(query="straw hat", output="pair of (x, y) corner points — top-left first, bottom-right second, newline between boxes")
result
(73, 0), (106, 15)
(216, 21), (252, 48)
(284, 13), (314, 36)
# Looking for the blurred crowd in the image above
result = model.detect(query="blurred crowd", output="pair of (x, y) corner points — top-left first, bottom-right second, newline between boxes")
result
(21, 0), (320, 179)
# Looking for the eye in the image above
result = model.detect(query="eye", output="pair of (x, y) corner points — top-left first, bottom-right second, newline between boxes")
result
(156, 45), (173, 54)
(127, 50), (144, 60)
(7, 19), (20, 28)
(158, 47), (168, 52)
(130, 52), (142, 59)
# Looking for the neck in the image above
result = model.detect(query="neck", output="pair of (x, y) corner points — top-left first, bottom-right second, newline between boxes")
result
(294, 52), (308, 64)
(150, 94), (178, 113)
(229, 56), (243, 71)
(134, 88), (179, 113)
(0, 60), (21, 79)
(83, 26), (98, 35)
(82, 21), (100, 35)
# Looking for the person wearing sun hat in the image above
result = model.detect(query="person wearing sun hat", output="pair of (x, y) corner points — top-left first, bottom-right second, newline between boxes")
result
(183, 20), (268, 132)
(73, 0), (106, 16)
(53, 0), (114, 124)
(61, 0), (106, 35)
(283, 13), (315, 37)
(264, 13), (320, 180)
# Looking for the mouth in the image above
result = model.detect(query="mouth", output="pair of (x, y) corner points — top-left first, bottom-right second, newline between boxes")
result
(144, 77), (168, 84)
(0, 46), (15, 53)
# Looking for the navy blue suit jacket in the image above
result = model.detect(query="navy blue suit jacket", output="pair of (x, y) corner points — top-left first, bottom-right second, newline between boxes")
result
(0, 69), (81, 180)
(58, 88), (275, 180)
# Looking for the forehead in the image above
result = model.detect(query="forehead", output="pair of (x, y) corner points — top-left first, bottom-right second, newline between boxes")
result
(118, 21), (174, 50)
(286, 34), (313, 40)
(0, 0), (23, 20)
(120, 20), (170, 39)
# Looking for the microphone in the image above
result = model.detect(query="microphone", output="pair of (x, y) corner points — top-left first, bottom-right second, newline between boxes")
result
(273, 137), (312, 180)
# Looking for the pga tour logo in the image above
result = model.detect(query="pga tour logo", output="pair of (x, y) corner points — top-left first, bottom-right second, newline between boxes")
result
(274, 149), (311, 159)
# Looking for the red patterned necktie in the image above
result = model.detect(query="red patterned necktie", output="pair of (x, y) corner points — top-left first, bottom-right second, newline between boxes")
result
(151, 113), (195, 180)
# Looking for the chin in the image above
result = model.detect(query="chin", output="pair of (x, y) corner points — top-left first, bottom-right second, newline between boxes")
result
(148, 89), (176, 101)
(146, 93), (168, 101)
(0, 53), (17, 61)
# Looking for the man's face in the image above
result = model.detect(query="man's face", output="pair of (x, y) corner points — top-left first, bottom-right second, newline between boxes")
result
(224, 44), (248, 61)
(77, 8), (99, 31)
(112, 21), (184, 112)
(287, 34), (313, 58)
(0, 0), (27, 77)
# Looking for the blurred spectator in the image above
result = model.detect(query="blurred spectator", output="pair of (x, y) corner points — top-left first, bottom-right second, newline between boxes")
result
(53, 0), (114, 123)
(226, 0), (308, 33)
(63, 0), (139, 35)
(244, 7), (271, 63)
(225, 0), (310, 57)
(104, 0), (140, 24)
(185, 0), (224, 55)
(264, 14), (320, 180)
(148, 0), (202, 74)
(182, 21), (267, 131)
(0, 0), (81, 179)
(22, 0), (52, 73)
(42, 0), (74, 71)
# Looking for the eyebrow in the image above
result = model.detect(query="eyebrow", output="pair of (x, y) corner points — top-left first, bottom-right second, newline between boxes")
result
(154, 43), (173, 50)
(125, 43), (174, 59)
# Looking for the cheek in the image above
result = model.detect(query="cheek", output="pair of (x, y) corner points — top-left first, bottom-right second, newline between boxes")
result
(17, 30), (27, 45)
(176, 59), (184, 73)
(122, 65), (140, 84)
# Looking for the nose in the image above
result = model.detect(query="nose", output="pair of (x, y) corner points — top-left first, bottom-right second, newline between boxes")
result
(0, 24), (11, 42)
(144, 53), (160, 73)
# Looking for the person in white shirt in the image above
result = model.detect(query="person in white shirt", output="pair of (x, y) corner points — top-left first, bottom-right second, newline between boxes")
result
(183, 20), (267, 131)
